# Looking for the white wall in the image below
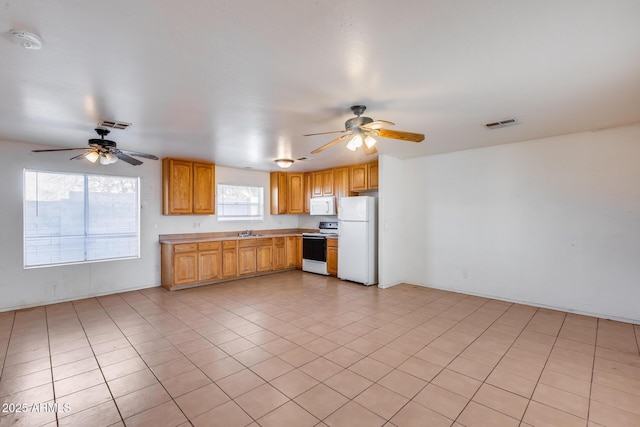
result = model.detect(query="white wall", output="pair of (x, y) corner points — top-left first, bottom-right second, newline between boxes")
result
(0, 140), (298, 311)
(378, 155), (407, 288)
(400, 123), (640, 323)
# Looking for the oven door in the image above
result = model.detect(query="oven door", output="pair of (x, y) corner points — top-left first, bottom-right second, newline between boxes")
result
(302, 236), (327, 262)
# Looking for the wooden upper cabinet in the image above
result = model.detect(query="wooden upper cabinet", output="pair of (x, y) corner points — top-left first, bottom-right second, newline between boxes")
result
(368, 162), (379, 190)
(193, 162), (215, 214)
(270, 172), (288, 215)
(350, 163), (369, 192)
(303, 173), (312, 214)
(311, 171), (324, 197)
(287, 173), (304, 214)
(350, 161), (378, 192)
(312, 169), (334, 197)
(333, 166), (350, 199)
(163, 159), (193, 214)
(322, 169), (334, 196)
(163, 158), (215, 215)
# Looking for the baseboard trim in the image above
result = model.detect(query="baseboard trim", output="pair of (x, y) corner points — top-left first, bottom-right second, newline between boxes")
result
(0, 283), (161, 313)
(401, 281), (640, 325)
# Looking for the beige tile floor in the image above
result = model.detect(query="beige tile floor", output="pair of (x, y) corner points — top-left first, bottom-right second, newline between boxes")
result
(1, 270), (639, 427)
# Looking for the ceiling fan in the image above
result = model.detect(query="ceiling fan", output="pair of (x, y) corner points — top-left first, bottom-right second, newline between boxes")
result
(304, 105), (425, 155)
(32, 128), (159, 166)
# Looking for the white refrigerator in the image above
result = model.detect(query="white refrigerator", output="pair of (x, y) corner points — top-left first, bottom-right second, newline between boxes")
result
(338, 196), (377, 286)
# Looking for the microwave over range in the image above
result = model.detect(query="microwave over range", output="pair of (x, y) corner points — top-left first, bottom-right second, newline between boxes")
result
(309, 196), (336, 216)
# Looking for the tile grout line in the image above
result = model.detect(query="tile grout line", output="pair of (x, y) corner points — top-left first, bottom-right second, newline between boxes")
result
(492, 311), (570, 427)
(440, 304), (547, 425)
(586, 317), (600, 424)
(0, 310), (16, 381)
(69, 300), (126, 426)
(42, 306), (59, 427)
(94, 292), (240, 426)
(313, 294), (517, 424)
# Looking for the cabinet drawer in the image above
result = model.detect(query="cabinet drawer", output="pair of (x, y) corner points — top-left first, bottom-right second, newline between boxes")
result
(273, 237), (285, 245)
(174, 243), (197, 253)
(198, 241), (220, 251)
(238, 239), (256, 248)
(256, 238), (273, 246)
(327, 238), (338, 248)
(222, 240), (237, 249)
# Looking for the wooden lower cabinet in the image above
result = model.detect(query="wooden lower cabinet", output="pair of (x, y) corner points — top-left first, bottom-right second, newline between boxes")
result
(161, 234), (304, 290)
(296, 236), (302, 268)
(238, 244), (257, 275)
(274, 237), (286, 270)
(327, 238), (338, 276)
(222, 240), (238, 278)
(285, 236), (297, 268)
(198, 242), (221, 281)
(256, 238), (273, 272)
(174, 252), (198, 284)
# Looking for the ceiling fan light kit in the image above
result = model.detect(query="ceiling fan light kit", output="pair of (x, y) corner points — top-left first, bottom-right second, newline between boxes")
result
(305, 105), (425, 155)
(274, 159), (294, 169)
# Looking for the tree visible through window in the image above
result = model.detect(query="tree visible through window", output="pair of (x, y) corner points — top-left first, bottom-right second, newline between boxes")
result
(217, 184), (264, 221)
(24, 170), (140, 267)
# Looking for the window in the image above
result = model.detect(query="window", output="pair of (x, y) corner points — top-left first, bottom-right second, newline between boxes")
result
(217, 184), (264, 222)
(24, 170), (140, 268)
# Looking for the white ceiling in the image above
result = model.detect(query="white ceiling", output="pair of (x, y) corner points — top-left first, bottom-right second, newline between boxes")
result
(1, 1), (639, 171)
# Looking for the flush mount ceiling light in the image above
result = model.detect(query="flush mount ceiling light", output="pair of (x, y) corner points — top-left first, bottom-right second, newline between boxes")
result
(9, 29), (43, 50)
(274, 159), (294, 169)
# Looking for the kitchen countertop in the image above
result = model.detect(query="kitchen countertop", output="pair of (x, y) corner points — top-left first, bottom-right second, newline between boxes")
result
(159, 228), (316, 244)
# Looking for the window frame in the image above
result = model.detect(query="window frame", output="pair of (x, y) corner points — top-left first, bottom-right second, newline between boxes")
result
(216, 183), (265, 222)
(23, 168), (141, 269)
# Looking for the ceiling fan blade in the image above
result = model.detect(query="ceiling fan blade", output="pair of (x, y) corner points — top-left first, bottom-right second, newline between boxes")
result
(119, 149), (159, 160)
(377, 129), (425, 142)
(311, 134), (352, 154)
(32, 148), (92, 153)
(114, 150), (143, 166)
(360, 120), (395, 130)
(69, 151), (93, 160)
(362, 144), (377, 155)
(303, 130), (347, 137)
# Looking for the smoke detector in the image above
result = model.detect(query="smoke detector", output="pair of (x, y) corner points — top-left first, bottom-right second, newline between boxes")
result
(9, 30), (43, 50)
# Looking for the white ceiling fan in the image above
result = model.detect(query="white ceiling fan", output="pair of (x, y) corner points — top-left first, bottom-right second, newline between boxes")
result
(304, 105), (425, 155)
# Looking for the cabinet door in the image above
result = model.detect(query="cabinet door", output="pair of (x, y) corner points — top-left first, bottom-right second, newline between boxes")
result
(303, 173), (312, 214)
(333, 167), (350, 212)
(273, 241), (286, 270)
(199, 249), (221, 281)
(222, 241), (238, 278)
(322, 169), (334, 195)
(193, 162), (215, 214)
(287, 173), (304, 214)
(163, 159), (193, 214)
(327, 246), (338, 276)
(173, 252), (198, 285)
(238, 246), (257, 275)
(368, 162), (378, 190)
(256, 245), (273, 272)
(295, 236), (302, 268)
(270, 172), (288, 214)
(350, 164), (368, 192)
(311, 171), (323, 197)
(285, 236), (297, 268)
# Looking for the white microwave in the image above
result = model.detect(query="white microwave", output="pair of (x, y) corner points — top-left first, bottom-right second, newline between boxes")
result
(309, 196), (336, 216)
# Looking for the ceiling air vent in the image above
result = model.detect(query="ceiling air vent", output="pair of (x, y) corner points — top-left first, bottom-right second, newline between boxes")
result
(99, 120), (132, 130)
(485, 118), (517, 129)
